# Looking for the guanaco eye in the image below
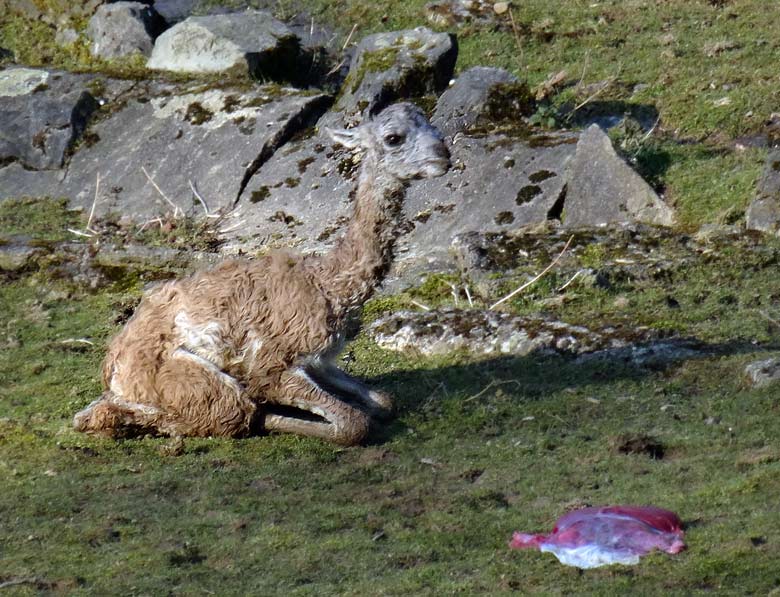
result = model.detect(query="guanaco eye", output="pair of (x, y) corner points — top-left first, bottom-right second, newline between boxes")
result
(384, 133), (404, 146)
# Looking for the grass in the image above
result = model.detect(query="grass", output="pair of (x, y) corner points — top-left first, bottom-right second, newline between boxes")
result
(2, 219), (780, 594)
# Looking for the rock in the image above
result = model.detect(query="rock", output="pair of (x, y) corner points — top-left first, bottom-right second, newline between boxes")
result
(0, 238), (44, 272)
(60, 84), (332, 220)
(147, 10), (302, 82)
(330, 27), (457, 127)
(367, 307), (673, 358)
(431, 67), (533, 138)
(562, 124), (674, 228)
(86, 1), (166, 59)
(744, 357), (780, 388)
(231, 128), (576, 287)
(745, 148), (780, 234)
(425, 0), (505, 29)
(0, 68), (99, 170)
(153, 0), (201, 24)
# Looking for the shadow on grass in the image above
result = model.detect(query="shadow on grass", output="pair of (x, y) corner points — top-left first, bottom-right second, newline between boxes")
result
(365, 338), (778, 444)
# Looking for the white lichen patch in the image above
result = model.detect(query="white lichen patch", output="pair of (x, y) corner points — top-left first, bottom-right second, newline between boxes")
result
(150, 89), (288, 130)
(0, 68), (49, 97)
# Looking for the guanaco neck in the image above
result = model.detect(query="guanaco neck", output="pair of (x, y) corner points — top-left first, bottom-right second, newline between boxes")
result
(316, 150), (406, 315)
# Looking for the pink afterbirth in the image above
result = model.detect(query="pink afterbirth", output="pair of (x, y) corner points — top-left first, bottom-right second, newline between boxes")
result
(509, 505), (685, 568)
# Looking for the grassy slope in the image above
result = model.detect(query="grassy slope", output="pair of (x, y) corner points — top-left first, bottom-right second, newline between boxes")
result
(2, 1), (780, 594)
(2, 202), (780, 594)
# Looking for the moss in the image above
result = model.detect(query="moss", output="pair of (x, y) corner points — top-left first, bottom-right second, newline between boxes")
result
(297, 156), (316, 174)
(284, 177), (301, 188)
(250, 186), (271, 203)
(515, 184), (543, 205)
(528, 170), (557, 183)
(184, 102), (213, 125)
(484, 81), (535, 122)
(494, 211), (515, 225)
(0, 197), (81, 242)
(344, 46), (403, 95)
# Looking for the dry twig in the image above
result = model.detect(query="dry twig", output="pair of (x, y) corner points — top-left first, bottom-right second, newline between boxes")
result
(68, 172), (100, 238)
(464, 379), (523, 402)
(410, 299), (431, 311)
(342, 24), (358, 51)
(490, 235), (574, 309)
(188, 180), (219, 218)
(141, 166), (183, 217)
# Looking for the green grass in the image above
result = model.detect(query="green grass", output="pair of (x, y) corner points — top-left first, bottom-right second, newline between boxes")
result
(2, 225), (780, 594)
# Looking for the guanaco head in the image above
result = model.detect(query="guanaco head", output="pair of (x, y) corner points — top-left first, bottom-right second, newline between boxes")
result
(326, 102), (450, 181)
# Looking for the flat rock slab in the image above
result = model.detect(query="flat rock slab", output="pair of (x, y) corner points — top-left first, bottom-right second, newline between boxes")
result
(563, 124), (674, 228)
(0, 68), (98, 170)
(367, 307), (689, 360)
(746, 148), (780, 234)
(329, 27), (457, 127)
(227, 129), (576, 284)
(147, 10), (300, 81)
(61, 85), (331, 219)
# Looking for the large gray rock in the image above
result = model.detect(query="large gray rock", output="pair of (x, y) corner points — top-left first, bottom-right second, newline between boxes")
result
(0, 68), (99, 170)
(563, 124), (674, 228)
(431, 66), (531, 138)
(87, 2), (165, 59)
(60, 85), (331, 219)
(368, 307), (674, 358)
(745, 149), (780, 234)
(229, 128), (576, 284)
(329, 27), (457, 127)
(147, 10), (301, 81)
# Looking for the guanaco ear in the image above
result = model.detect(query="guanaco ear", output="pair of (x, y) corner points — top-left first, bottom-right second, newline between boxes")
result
(324, 126), (363, 149)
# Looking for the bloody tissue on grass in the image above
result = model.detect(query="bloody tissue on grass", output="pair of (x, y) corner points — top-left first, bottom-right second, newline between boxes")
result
(509, 505), (686, 568)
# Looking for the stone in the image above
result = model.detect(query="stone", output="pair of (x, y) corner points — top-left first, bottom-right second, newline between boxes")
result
(562, 124), (674, 228)
(367, 307), (671, 358)
(230, 128), (576, 287)
(0, 238), (44, 272)
(744, 357), (780, 388)
(431, 66), (531, 138)
(425, 0), (505, 29)
(745, 148), (780, 234)
(86, 1), (166, 59)
(59, 84), (331, 220)
(0, 68), (99, 170)
(147, 10), (302, 82)
(329, 27), (457, 127)
(153, 0), (201, 24)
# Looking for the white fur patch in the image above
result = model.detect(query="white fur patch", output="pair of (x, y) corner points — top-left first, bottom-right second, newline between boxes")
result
(174, 311), (226, 367)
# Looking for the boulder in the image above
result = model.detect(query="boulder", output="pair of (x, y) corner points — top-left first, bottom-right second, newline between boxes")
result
(230, 128), (576, 284)
(745, 148), (780, 234)
(0, 68), (99, 170)
(431, 66), (531, 138)
(147, 10), (302, 82)
(60, 85), (332, 219)
(367, 307), (677, 358)
(328, 27), (457, 127)
(86, 1), (166, 59)
(562, 124), (674, 228)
